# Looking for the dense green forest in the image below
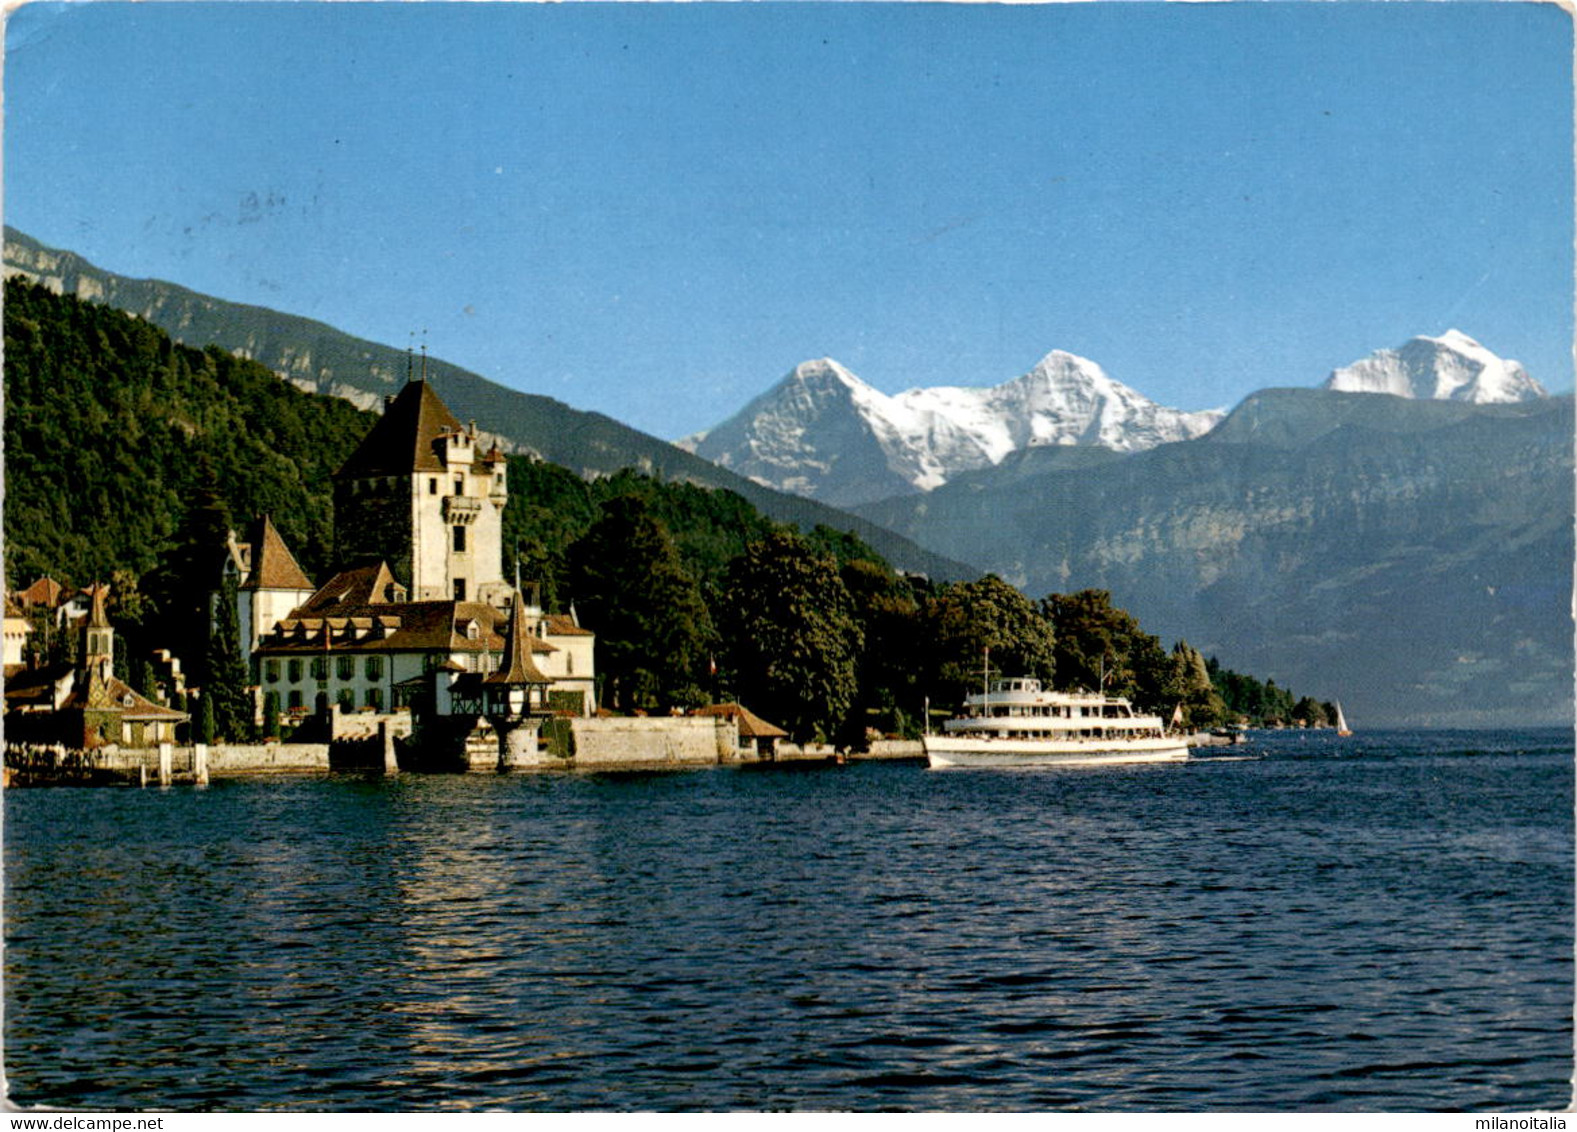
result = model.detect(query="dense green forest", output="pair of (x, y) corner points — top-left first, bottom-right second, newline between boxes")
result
(4, 276), (1331, 742)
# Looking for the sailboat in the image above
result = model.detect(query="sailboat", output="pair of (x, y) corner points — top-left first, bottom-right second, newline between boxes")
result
(1335, 702), (1353, 737)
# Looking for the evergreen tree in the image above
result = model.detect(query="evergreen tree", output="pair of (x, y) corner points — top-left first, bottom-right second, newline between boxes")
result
(565, 496), (715, 714)
(207, 574), (254, 742)
(1169, 640), (1227, 729)
(144, 457), (233, 683)
(262, 691), (281, 740)
(195, 692), (215, 746)
(720, 531), (863, 744)
(1292, 696), (1329, 727)
(133, 658), (160, 704)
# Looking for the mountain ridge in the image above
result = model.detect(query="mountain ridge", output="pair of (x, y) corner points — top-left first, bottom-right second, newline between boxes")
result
(1, 227), (973, 583)
(681, 350), (1225, 508)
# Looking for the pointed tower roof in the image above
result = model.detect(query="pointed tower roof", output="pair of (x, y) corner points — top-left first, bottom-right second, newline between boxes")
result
(83, 581), (111, 629)
(242, 516), (314, 591)
(484, 590), (552, 686)
(335, 380), (464, 479)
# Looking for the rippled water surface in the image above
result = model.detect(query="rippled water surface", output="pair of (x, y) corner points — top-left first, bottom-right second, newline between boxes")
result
(6, 729), (1571, 1111)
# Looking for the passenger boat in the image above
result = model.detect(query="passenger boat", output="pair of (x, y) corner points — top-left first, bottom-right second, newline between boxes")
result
(924, 675), (1190, 769)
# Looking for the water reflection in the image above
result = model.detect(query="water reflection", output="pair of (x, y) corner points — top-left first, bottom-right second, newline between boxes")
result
(5, 732), (1572, 1110)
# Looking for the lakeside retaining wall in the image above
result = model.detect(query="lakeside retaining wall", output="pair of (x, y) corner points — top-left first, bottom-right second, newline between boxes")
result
(210, 743), (331, 773)
(8, 718), (904, 782)
(861, 740), (925, 760)
(568, 717), (735, 768)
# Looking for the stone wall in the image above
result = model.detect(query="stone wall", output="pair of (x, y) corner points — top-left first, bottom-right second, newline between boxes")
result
(568, 717), (735, 768)
(861, 739), (926, 760)
(13, 741), (331, 783)
(208, 743), (330, 773)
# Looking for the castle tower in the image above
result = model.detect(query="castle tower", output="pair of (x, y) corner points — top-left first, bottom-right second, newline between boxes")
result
(332, 378), (509, 604)
(80, 581), (117, 721)
(237, 515), (317, 657)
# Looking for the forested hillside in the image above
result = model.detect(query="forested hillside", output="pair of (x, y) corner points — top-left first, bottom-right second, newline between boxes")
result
(4, 227), (971, 583)
(4, 277), (1326, 742)
(4, 275), (369, 587)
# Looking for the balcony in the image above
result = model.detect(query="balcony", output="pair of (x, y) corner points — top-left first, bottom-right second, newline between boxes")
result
(443, 495), (482, 524)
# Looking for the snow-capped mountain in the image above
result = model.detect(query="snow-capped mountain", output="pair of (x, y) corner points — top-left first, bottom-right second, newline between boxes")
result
(1323, 331), (1546, 403)
(678, 352), (1226, 508)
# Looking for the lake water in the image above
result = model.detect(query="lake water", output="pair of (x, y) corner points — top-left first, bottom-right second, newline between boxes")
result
(5, 729), (1571, 1112)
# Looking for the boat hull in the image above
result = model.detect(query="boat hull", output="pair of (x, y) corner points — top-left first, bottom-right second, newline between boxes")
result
(924, 735), (1190, 769)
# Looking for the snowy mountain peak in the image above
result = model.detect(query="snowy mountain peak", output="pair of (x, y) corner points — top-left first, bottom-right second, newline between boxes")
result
(684, 352), (1226, 508)
(1431, 328), (1482, 351)
(1325, 332), (1546, 404)
(788, 357), (865, 390)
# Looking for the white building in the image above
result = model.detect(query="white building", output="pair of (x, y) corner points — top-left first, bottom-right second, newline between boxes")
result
(332, 378), (510, 605)
(252, 562), (596, 718)
(248, 376), (596, 722)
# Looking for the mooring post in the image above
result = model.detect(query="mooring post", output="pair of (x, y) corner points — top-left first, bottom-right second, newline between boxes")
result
(194, 742), (209, 787)
(380, 721), (398, 774)
(158, 742), (173, 786)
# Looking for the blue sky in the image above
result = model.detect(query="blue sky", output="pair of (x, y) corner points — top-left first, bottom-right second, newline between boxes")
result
(6, 1), (1572, 439)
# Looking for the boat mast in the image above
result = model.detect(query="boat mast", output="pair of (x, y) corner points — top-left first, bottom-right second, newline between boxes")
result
(983, 646), (990, 717)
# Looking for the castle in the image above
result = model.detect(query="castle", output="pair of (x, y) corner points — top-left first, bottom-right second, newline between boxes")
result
(243, 376), (596, 730)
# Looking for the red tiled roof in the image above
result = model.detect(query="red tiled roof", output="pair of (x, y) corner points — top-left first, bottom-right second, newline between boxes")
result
(257, 597), (558, 657)
(3, 665), (185, 721)
(91, 676), (188, 721)
(242, 516), (314, 592)
(693, 703), (788, 739)
(15, 577), (67, 609)
(543, 613), (593, 637)
(297, 564), (403, 613)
